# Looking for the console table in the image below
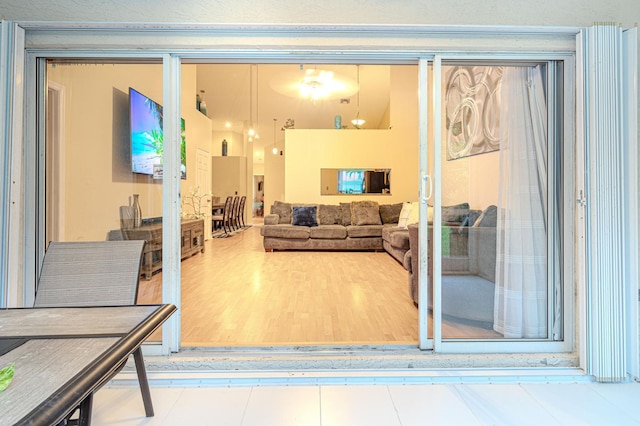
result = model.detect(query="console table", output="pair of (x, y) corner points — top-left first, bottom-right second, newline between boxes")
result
(111, 218), (205, 280)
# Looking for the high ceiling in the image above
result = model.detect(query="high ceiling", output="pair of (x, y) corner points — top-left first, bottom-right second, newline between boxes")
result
(195, 64), (392, 162)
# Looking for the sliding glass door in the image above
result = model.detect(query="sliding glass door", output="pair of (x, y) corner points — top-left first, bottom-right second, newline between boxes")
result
(422, 56), (572, 352)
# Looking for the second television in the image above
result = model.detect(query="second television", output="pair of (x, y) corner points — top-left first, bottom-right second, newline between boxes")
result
(129, 87), (186, 179)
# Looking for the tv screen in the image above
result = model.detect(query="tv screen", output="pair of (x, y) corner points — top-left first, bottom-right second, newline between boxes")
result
(129, 87), (186, 179)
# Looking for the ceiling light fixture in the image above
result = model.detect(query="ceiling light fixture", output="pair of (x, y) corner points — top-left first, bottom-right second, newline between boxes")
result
(297, 68), (346, 101)
(272, 118), (278, 155)
(351, 65), (366, 129)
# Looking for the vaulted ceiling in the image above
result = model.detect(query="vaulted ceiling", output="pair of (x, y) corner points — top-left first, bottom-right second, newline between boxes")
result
(195, 64), (393, 160)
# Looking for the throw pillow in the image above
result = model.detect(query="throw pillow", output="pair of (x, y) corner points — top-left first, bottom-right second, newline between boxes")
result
(350, 201), (382, 226)
(441, 202), (470, 223)
(397, 202), (414, 228)
(292, 206), (318, 227)
(475, 205), (498, 227)
(407, 201), (420, 225)
(271, 200), (292, 224)
(340, 202), (352, 225)
(317, 204), (342, 225)
(379, 203), (403, 224)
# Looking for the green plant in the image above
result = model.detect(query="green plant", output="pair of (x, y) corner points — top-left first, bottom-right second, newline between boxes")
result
(0, 363), (15, 392)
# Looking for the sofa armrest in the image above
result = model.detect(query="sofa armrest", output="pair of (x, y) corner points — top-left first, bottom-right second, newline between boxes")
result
(264, 214), (280, 225)
(403, 250), (412, 272)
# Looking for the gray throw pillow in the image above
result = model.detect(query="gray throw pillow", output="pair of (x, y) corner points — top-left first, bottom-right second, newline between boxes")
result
(271, 200), (292, 224)
(350, 201), (382, 226)
(379, 203), (403, 224)
(476, 205), (498, 227)
(317, 204), (342, 225)
(340, 202), (352, 226)
(292, 206), (318, 227)
(442, 202), (470, 223)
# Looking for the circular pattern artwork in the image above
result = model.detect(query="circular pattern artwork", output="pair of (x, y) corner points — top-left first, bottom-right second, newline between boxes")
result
(445, 66), (503, 160)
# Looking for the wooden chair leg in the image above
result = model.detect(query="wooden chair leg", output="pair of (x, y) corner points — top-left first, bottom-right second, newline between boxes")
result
(133, 347), (154, 417)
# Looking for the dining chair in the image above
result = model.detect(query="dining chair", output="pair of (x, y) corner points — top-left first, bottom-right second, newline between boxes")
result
(34, 240), (155, 422)
(212, 195), (233, 236)
(230, 195), (240, 231)
(238, 195), (247, 228)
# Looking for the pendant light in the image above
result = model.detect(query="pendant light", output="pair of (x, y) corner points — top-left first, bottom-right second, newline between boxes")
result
(272, 118), (278, 155)
(351, 65), (366, 129)
(254, 65), (260, 140)
(248, 65), (255, 141)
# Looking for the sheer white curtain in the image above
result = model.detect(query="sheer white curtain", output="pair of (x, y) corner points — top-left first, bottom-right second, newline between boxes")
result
(493, 66), (548, 338)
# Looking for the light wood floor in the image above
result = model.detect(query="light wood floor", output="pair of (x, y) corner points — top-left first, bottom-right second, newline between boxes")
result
(138, 220), (501, 347)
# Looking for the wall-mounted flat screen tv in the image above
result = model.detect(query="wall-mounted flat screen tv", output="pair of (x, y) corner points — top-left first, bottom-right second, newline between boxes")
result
(129, 87), (186, 179)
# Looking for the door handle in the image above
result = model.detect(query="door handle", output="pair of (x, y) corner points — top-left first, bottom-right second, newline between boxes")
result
(422, 174), (432, 203)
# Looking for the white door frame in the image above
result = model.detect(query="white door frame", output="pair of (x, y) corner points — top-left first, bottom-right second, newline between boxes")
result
(5, 22), (620, 360)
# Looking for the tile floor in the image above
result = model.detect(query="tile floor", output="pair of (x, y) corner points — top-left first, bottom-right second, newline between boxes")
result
(93, 380), (640, 425)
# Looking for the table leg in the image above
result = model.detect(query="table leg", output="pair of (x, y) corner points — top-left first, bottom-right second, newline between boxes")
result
(144, 251), (152, 280)
(133, 347), (154, 417)
(78, 392), (93, 426)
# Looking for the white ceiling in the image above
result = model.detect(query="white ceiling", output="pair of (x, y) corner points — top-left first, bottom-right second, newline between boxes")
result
(195, 64), (391, 160)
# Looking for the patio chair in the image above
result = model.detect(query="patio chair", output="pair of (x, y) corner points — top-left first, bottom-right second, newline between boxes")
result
(34, 240), (155, 422)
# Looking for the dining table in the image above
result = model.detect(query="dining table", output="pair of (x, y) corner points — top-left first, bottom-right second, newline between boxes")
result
(0, 304), (176, 426)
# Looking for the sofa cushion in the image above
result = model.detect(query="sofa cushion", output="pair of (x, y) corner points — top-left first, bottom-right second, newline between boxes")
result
(292, 206), (318, 227)
(351, 201), (382, 226)
(310, 225), (347, 239)
(442, 202), (470, 222)
(271, 201), (292, 224)
(261, 224), (310, 239)
(317, 204), (343, 225)
(340, 203), (352, 225)
(347, 224), (384, 238)
(379, 203), (403, 224)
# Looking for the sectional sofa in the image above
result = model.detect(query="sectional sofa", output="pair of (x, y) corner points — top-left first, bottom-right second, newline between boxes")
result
(261, 200), (498, 325)
(260, 200), (408, 255)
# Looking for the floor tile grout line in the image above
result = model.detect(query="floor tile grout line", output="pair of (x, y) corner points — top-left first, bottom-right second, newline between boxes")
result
(385, 385), (405, 426)
(517, 383), (564, 426)
(318, 386), (323, 426)
(238, 386), (254, 426)
(450, 383), (495, 425)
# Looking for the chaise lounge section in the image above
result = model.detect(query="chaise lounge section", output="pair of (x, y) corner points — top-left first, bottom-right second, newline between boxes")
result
(405, 205), (498, 325)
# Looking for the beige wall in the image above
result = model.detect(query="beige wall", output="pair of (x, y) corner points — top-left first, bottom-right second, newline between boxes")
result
(212, 130), (244, 157)
(211, 156), (247, 200)
(285, 129), (416, 204)
(47, 63), (212, 241)
(441, 151), (500, 210)
(264, 148), (285, 211)
(281, 65), (419, 207)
